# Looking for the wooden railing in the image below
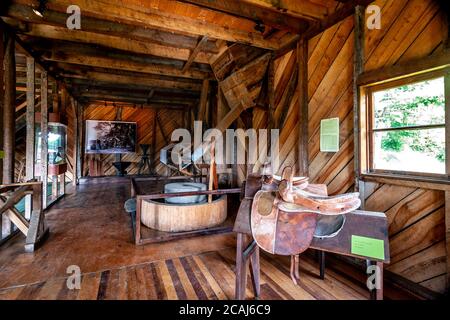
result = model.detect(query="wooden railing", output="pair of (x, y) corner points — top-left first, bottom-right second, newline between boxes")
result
(0, 181), (49, 252)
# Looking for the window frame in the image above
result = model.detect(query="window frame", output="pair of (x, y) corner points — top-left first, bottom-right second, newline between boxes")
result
(360, 69), (450, 181)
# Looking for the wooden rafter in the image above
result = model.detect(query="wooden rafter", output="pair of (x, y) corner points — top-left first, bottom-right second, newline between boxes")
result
(178, 0), (311, 34)
(182, 36), (209, 74)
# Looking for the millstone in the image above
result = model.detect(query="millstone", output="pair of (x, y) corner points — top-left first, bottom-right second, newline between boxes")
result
(164, 182), (207, 204)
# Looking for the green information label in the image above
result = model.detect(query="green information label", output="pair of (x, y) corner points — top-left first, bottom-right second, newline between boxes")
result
(0, 150), (4, 159)
(351, 235), (385, 260)
(320, 118), (339, 152)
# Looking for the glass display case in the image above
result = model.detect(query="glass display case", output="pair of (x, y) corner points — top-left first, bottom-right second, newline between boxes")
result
(35, 122), (68, 176)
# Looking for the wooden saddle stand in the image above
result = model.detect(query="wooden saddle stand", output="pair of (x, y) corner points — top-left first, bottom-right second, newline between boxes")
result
(234, 169), (390, 300)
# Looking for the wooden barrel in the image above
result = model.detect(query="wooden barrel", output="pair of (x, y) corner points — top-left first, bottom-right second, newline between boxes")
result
(141, 196), (227, 232)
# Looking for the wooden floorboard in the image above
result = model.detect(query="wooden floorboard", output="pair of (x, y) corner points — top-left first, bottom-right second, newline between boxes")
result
(0, 248), (371, 300)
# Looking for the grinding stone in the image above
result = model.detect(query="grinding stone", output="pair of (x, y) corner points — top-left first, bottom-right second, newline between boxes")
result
(164, 182), (207, 204)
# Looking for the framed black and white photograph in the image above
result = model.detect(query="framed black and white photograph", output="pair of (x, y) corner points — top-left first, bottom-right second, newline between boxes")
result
(85, 120), (137, 154)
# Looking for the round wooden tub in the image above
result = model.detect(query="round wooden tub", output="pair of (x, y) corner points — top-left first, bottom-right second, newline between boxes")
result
(141, 196), (227, 232)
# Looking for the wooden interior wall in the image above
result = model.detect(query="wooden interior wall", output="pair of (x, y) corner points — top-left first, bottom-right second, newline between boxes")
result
(253, 0), (447, 294)
(66, 105), (186, 177)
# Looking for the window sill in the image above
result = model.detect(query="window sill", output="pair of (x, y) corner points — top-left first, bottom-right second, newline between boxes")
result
(360, 172), (450, 191)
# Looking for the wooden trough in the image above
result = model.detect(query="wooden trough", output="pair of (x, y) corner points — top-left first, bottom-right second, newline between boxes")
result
(141, 196), (228, 232)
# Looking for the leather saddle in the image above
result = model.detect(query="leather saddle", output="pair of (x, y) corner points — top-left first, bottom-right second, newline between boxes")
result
(249, 167), (361, 284)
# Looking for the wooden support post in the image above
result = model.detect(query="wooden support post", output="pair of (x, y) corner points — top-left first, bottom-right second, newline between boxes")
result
(187, 106), (193, 133)
(60, 85), (67, 115)
(249, 246), (260, 298)
(77, 102), (84, 180)
(115, 107), (123, 163)
(354, 6), (365, 194)
(41, 71), (49, 209)
(2, 31), (16, 185)
(268, 57), (276, 130)
(297, 37), (308, 177)
(0, 26), (5, 238)
(205, 83), (215, 128)
(151, 110), (157, 174)
(235, 233), (247, 300)
(210, 86), (217, 128)
(52, 81), (59, 113)
(0, 24), (5, 186)
(198, 79), (210, 122)
(2, 30), (15, 237)
(445, 73), (450, 291)
(25, 182), (46, 252)
(25, 57), (36, 219)
(72, 98), (79, 186)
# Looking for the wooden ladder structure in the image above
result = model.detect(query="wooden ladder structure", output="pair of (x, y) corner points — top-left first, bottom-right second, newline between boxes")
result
(0, 181), (49, 253)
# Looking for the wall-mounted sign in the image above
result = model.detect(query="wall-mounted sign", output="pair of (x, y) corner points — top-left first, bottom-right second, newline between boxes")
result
(320, 118), (340, 152)
(351, 235), (385, 260)
(0, 150), (4, 159)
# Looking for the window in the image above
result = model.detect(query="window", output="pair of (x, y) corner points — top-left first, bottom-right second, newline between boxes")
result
(365, 73), (447, 177)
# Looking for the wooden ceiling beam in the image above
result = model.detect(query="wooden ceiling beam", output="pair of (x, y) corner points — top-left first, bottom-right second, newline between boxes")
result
(242, 0), (329, 21)
(79, 93), (193, 105)
(87, 100), (191, 110)
(51, 62), (204, 85)
(6, 21), (213, 64)
(178, 0), (310, 34)
(59, 70), (203, 91)
(76, 91), (198, 105)
(22, 38), (210, 71)
(64, 78), (202, 96)
(39, 47), (212, 80)
(10, 0), (281, 50)
(3, 3), (221, 54)
(72, 87), (200, 100)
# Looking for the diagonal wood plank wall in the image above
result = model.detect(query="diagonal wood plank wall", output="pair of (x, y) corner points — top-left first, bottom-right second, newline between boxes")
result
(253, 0), (447, 294)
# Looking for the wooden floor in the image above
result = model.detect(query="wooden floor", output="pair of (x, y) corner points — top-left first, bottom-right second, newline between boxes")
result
(0, 179), (414, 300)
(0, 248), (373, 300)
